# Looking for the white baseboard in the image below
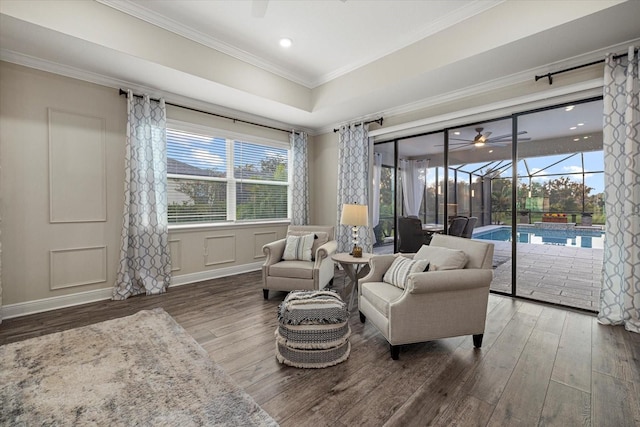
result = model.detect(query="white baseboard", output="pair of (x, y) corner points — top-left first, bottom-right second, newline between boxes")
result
(0, 262), (264, 320)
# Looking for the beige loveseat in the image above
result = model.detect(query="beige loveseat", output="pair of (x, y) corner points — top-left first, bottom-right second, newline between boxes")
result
(262, 225), (338, 300)
(359, 234), (494, 359)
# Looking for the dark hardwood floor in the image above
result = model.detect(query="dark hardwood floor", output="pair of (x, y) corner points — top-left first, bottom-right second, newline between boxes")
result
(1, 270), (639, 426)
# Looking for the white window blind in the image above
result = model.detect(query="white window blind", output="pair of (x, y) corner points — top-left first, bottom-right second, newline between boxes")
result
(166, 128), (289, 224)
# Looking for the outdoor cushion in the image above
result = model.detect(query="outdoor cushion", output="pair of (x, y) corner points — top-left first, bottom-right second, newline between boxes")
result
(283, 233), (315, 261)
(269, 261), (314, 279)
(414, 245), (467, 271)
(382, 256), (429, 289)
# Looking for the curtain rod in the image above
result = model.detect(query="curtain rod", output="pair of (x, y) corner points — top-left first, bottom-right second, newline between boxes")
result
(333, 117), (384, 133)
(119, 89), (302, 135)
(535, 48), (637, 85)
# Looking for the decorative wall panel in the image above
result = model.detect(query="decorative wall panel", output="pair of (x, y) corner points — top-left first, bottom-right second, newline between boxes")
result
(254, 231), (277, 259)
(50, 246), (107, 290)
(204, 235), (236, 266)
(49, 109), (106, 223)
(169, 239), (181, 272)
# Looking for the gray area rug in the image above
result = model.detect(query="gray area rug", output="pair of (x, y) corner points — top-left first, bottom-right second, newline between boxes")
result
(0, 308), (278, 426)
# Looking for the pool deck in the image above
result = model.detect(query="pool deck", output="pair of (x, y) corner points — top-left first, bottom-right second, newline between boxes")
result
(373, 224), (603, 312)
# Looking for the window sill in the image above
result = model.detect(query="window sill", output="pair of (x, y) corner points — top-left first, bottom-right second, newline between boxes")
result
(168, 219), (290, 232)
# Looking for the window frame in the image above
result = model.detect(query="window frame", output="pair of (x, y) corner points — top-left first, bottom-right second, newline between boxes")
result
(166, 120), (292, 228)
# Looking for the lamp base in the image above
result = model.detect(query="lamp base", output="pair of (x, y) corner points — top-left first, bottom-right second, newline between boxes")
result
(352, 245), (363, 258)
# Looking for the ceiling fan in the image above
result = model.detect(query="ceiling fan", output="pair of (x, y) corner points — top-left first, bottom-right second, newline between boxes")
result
(446, 127), (530, 149)
(252, 0), (347, 18)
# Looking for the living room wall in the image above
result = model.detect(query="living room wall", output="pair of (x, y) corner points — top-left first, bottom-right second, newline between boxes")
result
(0, 61), (289, 317)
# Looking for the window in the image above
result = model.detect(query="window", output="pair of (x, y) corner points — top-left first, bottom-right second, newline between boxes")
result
(166, 125), (289, 224)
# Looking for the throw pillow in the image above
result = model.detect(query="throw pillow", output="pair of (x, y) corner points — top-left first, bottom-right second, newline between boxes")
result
(283, 233), (315, 261)
(288, 231), (329, 260)
(383, 256), (429, 289)
(414, 245), (467, 271)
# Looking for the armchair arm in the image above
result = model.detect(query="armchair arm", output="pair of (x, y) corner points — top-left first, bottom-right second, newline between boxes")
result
(314, 240), (338, 268)
(360, 254), (396, 283)
(262, 238), (286, 266)
(406, 269), (493, 294)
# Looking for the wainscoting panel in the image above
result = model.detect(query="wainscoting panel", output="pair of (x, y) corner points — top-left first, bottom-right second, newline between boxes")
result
(48, 108), (106, 223)
(169, 239), (182, 272)
(204, 235), (236, 266)
(253, 231), (277, 259)
(50, 246), (107, 290)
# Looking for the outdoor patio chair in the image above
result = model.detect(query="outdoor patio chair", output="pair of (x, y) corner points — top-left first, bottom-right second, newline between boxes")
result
(448, 217), (468, 237)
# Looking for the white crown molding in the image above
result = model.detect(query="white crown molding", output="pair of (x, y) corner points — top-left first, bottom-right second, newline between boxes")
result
(313, 0), (504, 87)
(96, 0), (504, 89)
(0, 48), (313, 135)
(96, 0), (315, 88)
(347, 38), (640, 139)
(368, 78), (604, 141)
(0, 262), (263, 320)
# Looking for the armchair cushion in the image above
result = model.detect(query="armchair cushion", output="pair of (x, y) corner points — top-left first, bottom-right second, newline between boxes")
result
(283, 233), (315, 261)
(382, 256), (429, 289)
(269, 261), (314, 279)
(414, 245), (467, 271)
(361, 282), (403, 316)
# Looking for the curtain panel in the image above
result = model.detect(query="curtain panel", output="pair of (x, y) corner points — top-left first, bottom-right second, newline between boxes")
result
(598, 46), (640, 333)
(290, 131), (310, 225)
(113, 91), (172, 300)
(336, 123), (373, 253)
(400, 159), (428, 217)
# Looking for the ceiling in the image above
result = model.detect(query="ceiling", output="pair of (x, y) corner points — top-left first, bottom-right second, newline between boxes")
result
(99, 0), (502, 88)
(1, 0), (640, 134)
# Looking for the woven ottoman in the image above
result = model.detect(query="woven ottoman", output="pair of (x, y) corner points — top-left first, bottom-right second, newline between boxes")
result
(275, 290), (350, 368)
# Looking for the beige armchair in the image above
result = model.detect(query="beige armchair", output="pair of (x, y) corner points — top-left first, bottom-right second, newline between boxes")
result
(262, 225), (338, 300)
(358, 234), (494, 359)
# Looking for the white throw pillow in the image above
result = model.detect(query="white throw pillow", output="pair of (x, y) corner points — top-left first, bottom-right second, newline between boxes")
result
(414, 245), (467, 271)
(383, 256), (429, 289)
(287, 231), (329, 260)
(283, 234), (315, 261)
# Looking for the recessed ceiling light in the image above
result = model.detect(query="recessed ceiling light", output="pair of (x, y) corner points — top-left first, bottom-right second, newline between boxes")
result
(577, 123), (584, 126)
(489, 150), (494, 153)
(570, 126), (577, 130)
(573, 138), (580, 141)
(279, 38), (292, 48)
(453, 131), (460, 135)
(565, 106), (574, 111)
(584, 136), (589, 139)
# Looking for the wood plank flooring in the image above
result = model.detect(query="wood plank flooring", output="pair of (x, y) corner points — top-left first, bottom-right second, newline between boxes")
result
(1, 270), (639, 426)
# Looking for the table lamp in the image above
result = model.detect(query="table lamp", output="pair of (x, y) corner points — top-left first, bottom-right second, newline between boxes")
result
(340, 203), (369, 257)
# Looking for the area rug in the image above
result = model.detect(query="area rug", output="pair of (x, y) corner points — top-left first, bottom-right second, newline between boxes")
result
(0, 308), (278, 426)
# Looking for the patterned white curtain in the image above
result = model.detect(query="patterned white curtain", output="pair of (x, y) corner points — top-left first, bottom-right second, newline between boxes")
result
(372, 152), (382, 229)
(336, 123), (373, 253)
(290, 131), (309, 225)
(113, 91), (172, 300)
(400, 159), (428, 217)
(598, 46), (640, 333)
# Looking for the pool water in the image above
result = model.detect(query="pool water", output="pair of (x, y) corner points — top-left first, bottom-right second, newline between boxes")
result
(473, 226), (605, 249)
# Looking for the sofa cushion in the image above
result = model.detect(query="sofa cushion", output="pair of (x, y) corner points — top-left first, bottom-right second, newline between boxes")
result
(414, 245), (467, 271)
(269, 261), (314, 279)
(283, 233), (315, 261)
(361, 282), (404, 317)
(382, 256), (429, 289)
(287, 231), (329, 260)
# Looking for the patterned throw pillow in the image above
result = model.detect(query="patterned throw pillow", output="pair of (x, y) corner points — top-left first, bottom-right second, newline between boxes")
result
(283, 234), (315, 261)
(287, 231), (329, 260)
(382, 256), (429, 289)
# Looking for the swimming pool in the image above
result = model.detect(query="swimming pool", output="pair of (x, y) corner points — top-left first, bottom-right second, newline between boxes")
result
(473, 226), (605, 249)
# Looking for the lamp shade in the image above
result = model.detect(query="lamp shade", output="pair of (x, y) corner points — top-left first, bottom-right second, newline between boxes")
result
(340, 204), (369, 226)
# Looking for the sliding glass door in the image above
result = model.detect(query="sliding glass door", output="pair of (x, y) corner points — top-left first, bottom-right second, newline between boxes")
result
(380, 97), (604, 312)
